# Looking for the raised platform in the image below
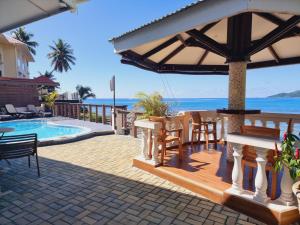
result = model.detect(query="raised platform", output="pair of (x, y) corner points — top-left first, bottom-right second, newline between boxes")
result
(133, 144), (300, 225)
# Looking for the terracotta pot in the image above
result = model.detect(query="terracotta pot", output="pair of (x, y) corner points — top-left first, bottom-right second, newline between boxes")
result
(292, 181), (300, 213)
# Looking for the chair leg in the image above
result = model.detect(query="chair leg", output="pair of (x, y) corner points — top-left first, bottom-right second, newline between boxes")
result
(271, 171), (277, 200)
(213, 132), (217, 150)
(191, 131), (194, 146)
(28, 156), (31, 168)
(205, 132), (209, 150)
(161, 144), (165, 166)
(178, 140), (183, 161)
(35, 153), (40, 177)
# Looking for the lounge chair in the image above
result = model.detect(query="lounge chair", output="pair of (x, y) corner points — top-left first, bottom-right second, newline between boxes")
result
(0, 133), (40, 176)
(0, 107), (13, 120)
(5, 104), (34, 118)
(27, 105), (52, 117)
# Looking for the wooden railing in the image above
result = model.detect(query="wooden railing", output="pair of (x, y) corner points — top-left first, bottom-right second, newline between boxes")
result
(54, 103), (127, 125)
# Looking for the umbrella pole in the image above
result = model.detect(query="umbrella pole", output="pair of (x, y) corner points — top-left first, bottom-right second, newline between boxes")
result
(227, 61), (247, 162)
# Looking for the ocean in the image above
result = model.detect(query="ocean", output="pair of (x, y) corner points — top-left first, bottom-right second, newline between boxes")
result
(84, 98), (300, 114)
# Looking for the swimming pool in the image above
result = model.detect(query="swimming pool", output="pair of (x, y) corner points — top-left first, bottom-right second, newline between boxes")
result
(0, 120), (89, 141)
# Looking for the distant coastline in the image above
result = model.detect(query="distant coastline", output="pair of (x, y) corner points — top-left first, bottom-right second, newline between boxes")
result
(268, 90), (300, 98)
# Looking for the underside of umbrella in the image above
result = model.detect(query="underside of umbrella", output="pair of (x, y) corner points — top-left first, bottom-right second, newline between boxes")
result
(110, 0), (300, 75)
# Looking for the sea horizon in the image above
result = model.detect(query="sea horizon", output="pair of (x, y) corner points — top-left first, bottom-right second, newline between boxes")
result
(85, 97), (300, 114)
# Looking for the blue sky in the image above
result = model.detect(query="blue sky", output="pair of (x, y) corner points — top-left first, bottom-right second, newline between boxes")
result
(10, 0), (300, 98)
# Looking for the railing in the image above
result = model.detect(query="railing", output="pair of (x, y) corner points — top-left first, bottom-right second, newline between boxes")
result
(178, 110), (300, 144)
(54, 103), (127, 125)
(227, 134), (295, 209)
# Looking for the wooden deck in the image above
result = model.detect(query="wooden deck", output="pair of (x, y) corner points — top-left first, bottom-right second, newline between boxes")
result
(133, 143), (300, 225)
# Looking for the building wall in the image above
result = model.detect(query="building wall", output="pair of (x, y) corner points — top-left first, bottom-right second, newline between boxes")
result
(0, 80), (39, 107)
(1, 44), (17, 77)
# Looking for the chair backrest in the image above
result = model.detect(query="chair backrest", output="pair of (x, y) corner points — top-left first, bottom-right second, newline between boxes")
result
(241, 125), (280, 139)
(27, 105), (38, 113)
(190, 112), (201, 124)
(5, 104), (17, 114)
(0, 134), (37, 160)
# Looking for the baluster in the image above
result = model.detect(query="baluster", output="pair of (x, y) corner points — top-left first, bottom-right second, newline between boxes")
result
(279, 165), (295, 206)
(253, 147), (269, 203)
(140, 128), (150, 160)
(102, 105), (106, 124)
(77, 104), (80, 120)
(95, 106), (98, 123)
(250, 119), (255, 126)
(229, 143), (244, 194)
(89, 105), (92, 122)
(262, 120), (267, 127)
(83, 105), (86, 121)
(151, 127), (160, 166)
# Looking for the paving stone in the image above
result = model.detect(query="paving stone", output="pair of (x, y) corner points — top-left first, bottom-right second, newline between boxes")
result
(0, 135), (264, 225)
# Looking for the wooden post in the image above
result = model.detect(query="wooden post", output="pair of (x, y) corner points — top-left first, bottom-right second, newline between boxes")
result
(95, 106), (99, 123)
(77, 104), (80, 120)
(102, 105), (106, 124)
(83, 104), (86, 121)
(89, 105), (92, 122)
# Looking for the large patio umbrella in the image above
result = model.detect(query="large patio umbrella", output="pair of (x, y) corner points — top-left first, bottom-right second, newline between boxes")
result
(0, 0), (87, 33)
(110, 0), (300, 159)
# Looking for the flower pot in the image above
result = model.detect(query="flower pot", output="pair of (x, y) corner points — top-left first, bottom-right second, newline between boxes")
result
(292, 181), (300, 213)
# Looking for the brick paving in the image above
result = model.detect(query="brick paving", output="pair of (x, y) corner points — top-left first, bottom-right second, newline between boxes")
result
(0, 135), (265, 225)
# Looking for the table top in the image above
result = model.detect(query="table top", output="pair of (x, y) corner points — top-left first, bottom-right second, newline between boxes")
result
(227, 133), (280, 150)
(0, 128), (15, 133)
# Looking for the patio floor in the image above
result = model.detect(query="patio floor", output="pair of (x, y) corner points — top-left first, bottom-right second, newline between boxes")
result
(0, 135), (266, 225)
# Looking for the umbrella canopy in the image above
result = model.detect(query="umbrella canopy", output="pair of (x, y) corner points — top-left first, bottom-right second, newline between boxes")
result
(0, 0), (87, 33)
(110, 0), (300, 75)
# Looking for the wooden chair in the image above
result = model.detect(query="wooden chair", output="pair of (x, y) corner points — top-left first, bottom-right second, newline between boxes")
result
(190, 112), (217, 150)
(149, 116), (183, 166)
(0, 133), (40, 176)
(241, 125), (280, 199)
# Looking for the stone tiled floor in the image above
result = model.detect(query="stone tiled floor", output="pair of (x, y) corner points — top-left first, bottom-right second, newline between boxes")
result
(0, 135), (265, 225)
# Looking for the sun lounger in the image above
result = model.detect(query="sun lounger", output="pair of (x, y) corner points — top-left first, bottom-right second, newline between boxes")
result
(27, 105), (52, 117)
(5, 104), (34, 118)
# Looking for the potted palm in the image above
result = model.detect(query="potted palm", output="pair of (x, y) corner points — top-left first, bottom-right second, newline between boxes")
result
(134, 91), (169, 119)
(274, 129), (300, 210)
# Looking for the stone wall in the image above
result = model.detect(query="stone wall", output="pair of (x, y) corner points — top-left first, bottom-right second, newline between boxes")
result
(0, 80), (39, 107)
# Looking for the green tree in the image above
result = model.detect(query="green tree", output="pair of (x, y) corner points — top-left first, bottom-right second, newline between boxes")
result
(44, 91), (59, 109)
(11, 27), (38, 55)
(135, 92), (169, 119)
(39, 70), (56, 81)
(48, 39), (76, 73)
(76, 85), (96, 102)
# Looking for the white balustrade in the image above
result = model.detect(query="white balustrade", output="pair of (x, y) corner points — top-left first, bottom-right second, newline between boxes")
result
(229, 143), (243, 194)
(279, 165), (295, 206)
(134, 120), (161, 166)
(253, 147), (269, 203)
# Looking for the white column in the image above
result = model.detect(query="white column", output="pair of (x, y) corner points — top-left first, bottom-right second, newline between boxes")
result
(151, 127), (160, 166)
(279, 165), (295, 206)
(227, 62), (247, 161)
(253, 147), (269, 203)
(229, 143), (244, 194)
(141, 128), (150, 160)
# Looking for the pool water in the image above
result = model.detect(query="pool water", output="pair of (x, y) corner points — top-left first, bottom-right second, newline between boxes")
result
(0, 120), (86, 140)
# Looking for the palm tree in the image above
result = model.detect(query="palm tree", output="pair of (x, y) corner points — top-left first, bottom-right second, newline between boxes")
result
(48, 39), (76, 73)
(39, 70), (56, 81)
(76, 85), (96, 102)
(135, 92), (169, 118)
(11, 27), (38, 55)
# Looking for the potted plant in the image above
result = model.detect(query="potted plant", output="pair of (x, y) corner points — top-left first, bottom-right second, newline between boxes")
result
(274, 129), (300, 208)
(44, 91), (59, 112)
(134, 92), (169, 119)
